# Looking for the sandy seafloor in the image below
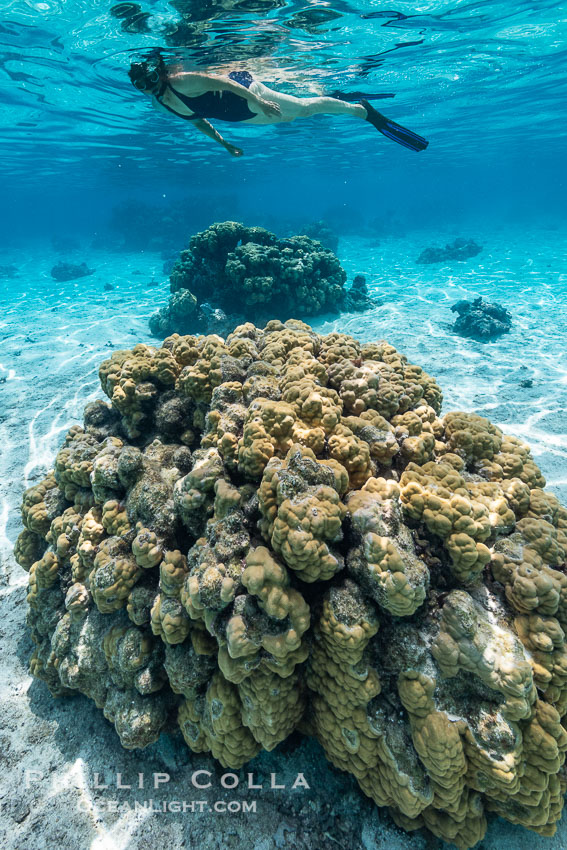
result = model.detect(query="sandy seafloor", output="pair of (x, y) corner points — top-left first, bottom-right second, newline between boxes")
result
(1, 226), (566, 850)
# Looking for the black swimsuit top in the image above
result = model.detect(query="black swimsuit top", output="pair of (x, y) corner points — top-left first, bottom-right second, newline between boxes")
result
(156, 71), (256, 123)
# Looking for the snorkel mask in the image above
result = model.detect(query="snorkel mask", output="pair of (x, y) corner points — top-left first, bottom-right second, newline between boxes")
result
(128, 50), (166, 94)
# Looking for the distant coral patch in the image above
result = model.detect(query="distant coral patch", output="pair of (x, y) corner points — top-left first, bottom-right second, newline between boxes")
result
(51, 261), (94, 282)
(451, 297), (512, 340)
(416, 238), (482, 264)
(150, 221), (374, 337)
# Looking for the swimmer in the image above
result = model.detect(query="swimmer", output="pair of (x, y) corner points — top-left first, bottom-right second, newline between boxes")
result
(128, 52), (429, 157)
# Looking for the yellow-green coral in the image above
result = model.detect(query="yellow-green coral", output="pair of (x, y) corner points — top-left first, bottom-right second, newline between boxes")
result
(21, 473), (63, 536)
(17, 319), (567, 850)
(179, 671), (261, 768)
(89, 537), (142, 613)
(258, 445), (346, 582)
(346, 478), (429, 616)
(432, 590), (536, 720)
(400, 460), (516, 582)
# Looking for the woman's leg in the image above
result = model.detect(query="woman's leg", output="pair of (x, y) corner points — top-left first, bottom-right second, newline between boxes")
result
(243, 80), (429, 151)
(246, 80), (366, 122)
(297, 95), (366, 119)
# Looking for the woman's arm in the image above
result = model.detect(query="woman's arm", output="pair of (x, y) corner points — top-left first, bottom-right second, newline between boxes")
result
(168, 71), (281, 116)
(153, 97), (243, 155)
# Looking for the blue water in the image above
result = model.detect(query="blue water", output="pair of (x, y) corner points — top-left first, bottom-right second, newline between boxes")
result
(1, 1), (567, 849)
(2, 0), (566, 236)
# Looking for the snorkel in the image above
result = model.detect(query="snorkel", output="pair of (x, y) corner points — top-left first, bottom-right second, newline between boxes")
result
(128, 49), (167, 95)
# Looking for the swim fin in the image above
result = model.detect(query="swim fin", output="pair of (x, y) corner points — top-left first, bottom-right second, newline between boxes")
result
(360, 99), (429, 152)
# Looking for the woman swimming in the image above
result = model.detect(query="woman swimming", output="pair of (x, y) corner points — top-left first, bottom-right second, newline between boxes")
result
(128, 52), (429, 157)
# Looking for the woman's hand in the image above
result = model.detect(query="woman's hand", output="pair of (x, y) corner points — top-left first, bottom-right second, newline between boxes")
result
(226, 143), (244, 157)
(258, 98), (281, 117)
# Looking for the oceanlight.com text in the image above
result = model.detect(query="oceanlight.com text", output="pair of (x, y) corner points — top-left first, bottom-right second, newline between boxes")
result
(78, 799), (258, 814)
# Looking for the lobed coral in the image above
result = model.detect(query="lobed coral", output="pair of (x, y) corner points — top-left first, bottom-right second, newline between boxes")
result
(416, 238), (482, 265)
(50, 261), (94, 282)
(150, 221), (373, 337)
(16, 319), (567, 849)
(450, 297), (512, 341)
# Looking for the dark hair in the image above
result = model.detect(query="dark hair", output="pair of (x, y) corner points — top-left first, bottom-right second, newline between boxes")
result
(128, 52), (167, 93)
